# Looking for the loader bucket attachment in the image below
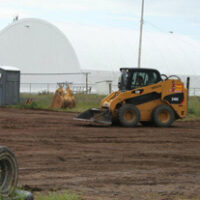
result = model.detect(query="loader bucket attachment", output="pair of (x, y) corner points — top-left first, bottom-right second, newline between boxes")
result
(75, 108), (112, 125)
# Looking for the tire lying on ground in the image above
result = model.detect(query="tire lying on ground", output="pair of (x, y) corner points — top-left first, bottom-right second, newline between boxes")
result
(152, 104), (175, 127)
(0, 146), (18, 198)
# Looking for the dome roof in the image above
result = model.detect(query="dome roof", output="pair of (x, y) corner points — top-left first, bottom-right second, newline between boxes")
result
(0, 18), (80, 74)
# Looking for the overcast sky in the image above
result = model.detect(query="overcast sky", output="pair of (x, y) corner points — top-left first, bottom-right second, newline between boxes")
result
(0, 0), (200, 74)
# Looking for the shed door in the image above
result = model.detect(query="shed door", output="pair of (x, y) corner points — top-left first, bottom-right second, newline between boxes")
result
(0, 72), (3, 105)
(5, 72), (19, 105)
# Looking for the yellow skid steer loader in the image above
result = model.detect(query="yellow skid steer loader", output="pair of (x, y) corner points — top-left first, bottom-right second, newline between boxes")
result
(75, 68), (189, 127)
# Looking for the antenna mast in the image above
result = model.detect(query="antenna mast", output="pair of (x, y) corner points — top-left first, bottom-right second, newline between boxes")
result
(137, 0), (144, 68)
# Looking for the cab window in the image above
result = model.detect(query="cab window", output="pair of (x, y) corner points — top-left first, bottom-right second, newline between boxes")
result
(130, 71), (160, 89)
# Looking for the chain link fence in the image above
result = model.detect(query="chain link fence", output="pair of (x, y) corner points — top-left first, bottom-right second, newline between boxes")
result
(20, 73), (200, 96)
(190, 88), (200, 96)
(20, 83), (94, 94)
(20, 72), (93, 94)
(20, 82), (200, 96)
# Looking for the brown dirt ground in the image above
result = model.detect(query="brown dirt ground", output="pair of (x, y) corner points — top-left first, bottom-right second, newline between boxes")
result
(0, 108), (200, 200)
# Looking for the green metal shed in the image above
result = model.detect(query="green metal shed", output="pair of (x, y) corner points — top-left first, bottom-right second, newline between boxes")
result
(0, 66), (20, 106)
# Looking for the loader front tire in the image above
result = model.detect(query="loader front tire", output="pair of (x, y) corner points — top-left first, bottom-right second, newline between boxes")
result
(152, 104), (175, 127)
(118, 104), (140, 127)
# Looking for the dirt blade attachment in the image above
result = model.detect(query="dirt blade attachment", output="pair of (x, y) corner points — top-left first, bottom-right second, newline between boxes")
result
(75, 108), (112, 125)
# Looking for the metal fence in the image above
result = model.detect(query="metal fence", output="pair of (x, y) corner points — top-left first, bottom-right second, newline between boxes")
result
(20, 72), (200, 96)
(20, 83), (94, 94)
(20, 82), (200, 96)
(190, 88), (200, 96)
(20, 72), (92, 94)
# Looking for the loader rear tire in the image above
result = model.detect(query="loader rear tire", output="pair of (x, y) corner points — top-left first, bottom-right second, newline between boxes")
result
(118, 104), (140, 127)
(152, 104), (175, 127)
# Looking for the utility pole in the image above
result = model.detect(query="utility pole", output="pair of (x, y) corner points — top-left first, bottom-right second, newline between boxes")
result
(85, 73), (88, 94)
(137, 0), (145, 68)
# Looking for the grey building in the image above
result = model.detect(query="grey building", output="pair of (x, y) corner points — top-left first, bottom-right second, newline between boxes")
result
(0, 66), (20, 106)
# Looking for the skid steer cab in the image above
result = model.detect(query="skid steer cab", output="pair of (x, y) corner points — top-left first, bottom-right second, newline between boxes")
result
(75, 68), (188, 127)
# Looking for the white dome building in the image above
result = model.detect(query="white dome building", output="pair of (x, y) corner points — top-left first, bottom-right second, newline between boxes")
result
(0, 18), (82, 92)
(0, 18), (80, 73)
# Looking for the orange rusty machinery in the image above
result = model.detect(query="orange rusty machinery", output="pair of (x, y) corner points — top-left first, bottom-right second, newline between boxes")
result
(51, 84), (75, 109)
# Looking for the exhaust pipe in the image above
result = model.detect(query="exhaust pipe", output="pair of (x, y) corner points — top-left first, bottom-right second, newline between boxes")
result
(186, 77), (190, 114)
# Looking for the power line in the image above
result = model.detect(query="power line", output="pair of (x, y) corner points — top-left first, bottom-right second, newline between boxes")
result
(144, 20), (172, 34)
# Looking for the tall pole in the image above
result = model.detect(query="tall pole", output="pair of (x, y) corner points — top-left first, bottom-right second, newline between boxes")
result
(85, 73), (88, 94)
(137, 0), (144, 68)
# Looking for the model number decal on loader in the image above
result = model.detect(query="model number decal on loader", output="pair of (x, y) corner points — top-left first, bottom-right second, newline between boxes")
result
(164, 93), (184, 104)
(171, 97), (179, 102)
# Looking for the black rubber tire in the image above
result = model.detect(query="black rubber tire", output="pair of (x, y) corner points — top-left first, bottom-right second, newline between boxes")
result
(152, 104), (175, 127)
(118, 104), (140, 127)
(0, 146), (18, 198)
